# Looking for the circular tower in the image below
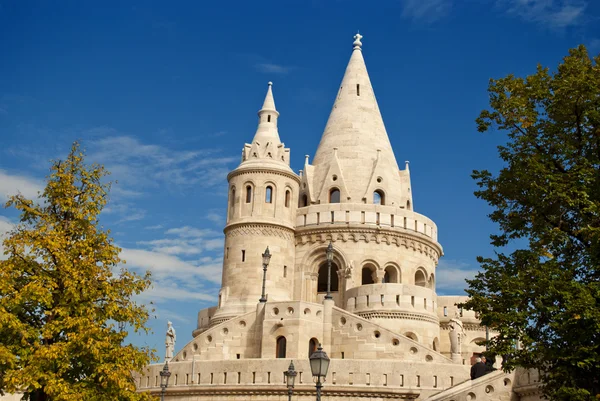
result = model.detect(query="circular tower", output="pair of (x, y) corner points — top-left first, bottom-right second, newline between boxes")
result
(294, 34), (443, 349)
(211, 83), (300, 325)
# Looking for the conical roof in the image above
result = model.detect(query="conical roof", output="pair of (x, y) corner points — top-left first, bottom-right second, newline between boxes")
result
(310, 34), (405, 206)
(236, 82), (293, 172)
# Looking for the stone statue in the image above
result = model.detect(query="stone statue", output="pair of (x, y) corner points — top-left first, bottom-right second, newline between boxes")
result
(448, 310), (465, 363)
(165, 321), (176, 360)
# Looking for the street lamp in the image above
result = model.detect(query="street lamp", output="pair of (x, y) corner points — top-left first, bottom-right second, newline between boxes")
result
(284, 360), (297, 401)
(309, 344), (330, 401)
(325, 242), (334, 300)
(259, 247), (271, 303)
(159, 361), (171, 401)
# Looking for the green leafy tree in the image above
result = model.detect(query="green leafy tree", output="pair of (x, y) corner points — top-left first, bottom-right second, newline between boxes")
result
(0, 143), (155, 401)
(461, 45), (600, 400)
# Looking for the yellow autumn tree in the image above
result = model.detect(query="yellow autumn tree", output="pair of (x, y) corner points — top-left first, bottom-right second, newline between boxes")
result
(0, 142), (155, 401)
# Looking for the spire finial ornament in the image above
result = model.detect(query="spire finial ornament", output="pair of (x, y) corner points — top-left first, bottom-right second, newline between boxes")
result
(353, 32), (363, 50)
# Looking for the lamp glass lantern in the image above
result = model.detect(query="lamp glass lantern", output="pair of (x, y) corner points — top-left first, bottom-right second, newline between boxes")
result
(326, 242), (334, 262)
(309, 344), (330, 380)
(159, 362), (171, 389)
(262, 247), (272, 266)
(284, 361), (297, 389)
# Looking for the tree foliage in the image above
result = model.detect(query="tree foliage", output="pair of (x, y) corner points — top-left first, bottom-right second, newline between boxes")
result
(461, 45), (600, 400)
(0, 143), (155, 401)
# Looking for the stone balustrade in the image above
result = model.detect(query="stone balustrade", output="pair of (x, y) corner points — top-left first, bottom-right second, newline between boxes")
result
(296, 204), (439, 243)
(345, 283), (438, 316)
(138, 358), (470, 399)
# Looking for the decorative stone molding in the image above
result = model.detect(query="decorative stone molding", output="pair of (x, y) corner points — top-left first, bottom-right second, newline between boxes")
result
(226, 223), (295, 241)
(228, 167), (300, 183)
(356, 311), (440, 325)
(295, 228), (441, 262)
(151, 387), (419, 399)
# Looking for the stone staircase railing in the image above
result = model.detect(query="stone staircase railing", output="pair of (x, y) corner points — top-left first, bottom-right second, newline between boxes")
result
(423, 369), (516, 401)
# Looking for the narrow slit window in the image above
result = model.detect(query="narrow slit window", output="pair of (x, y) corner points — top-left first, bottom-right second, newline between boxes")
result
(242, 250), (246, 262)
(265, 186), (273, 203)
(283, 265), (287, 278)
(267, 114), (271, 122)
(331, 211), (335, 223)
(357, 84), (360, 96)
(285, 190), (290, 207)
(246, 186), (252, 203)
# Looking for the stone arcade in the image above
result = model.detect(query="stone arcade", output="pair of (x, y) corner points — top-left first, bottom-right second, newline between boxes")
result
(137, 35), (542, 401)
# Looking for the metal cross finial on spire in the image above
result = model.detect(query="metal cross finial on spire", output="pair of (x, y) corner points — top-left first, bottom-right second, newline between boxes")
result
(353, 32), (363, 50)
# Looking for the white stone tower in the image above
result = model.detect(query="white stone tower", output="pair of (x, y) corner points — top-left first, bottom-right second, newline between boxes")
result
(212, 83), (301, 324)
(294, 33), (443, 350)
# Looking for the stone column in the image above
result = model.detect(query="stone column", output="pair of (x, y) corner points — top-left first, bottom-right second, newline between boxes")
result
(322, 298), (334, 353)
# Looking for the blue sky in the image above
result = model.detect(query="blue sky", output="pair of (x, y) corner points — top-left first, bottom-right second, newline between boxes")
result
(1, 0), (598, 356)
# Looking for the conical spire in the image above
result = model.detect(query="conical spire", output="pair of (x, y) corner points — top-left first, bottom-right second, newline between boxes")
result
(252, 82), (281, 144)
(260, 81), (277, 114)
(237, 82), (292, 170)
(309, 34), (406, 206)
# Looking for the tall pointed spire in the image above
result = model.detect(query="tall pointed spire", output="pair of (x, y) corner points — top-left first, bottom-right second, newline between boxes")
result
(237, 82), (292, 169)
(253, 82), (281, 144)
(309, 34), (407, 206)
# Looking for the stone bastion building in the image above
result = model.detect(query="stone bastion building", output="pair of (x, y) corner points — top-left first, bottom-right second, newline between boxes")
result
(136, 35), (543, 401)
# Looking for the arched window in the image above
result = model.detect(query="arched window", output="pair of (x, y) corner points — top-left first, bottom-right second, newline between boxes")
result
(246, 186), (252, 203)
(383, 266), (399, 283)
(308, 338), (319, 357)
(428, 274), (435, 289)
(317, 263), (339, 293)
(265, 186), (273, 203)
(405, 332), (418, 341)
(229, 188), (235, 216)
(362, 267), (375, 285)
(374, 190), (385, 205)
(329, 188), (340, 203)
(300, 194), (308, 207)
(433, 337), (439, 351)
(276, 336), (286, 358)
(406, 200), (411, 210)
(285, 190), (291, 208)
(415, 270), (427, 287)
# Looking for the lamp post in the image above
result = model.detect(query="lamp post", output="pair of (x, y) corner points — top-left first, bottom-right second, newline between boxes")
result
(325, 242), (334, 300)
(259, 247), (271, 303)
(309, 344), (330, 401)
(284, 361), (297, 401)
(159, 361), (171, 401)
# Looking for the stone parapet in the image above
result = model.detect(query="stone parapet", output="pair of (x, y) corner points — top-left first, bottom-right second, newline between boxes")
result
(137, 358), (471, 400)
(296, 204), (439, 243)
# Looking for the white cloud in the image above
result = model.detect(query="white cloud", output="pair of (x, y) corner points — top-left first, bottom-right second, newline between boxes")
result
(0, 216), (14, 261)
(145, 224), (164, 230)
(400, 0), (452, 23)
(499, 0), (587, 28)
(206, 210), (224, 225)
(165, 226), (219, 238)
(255, 63), (292, 74)
(436, 259), (480, 294)
(0, 170), (44, 202)
(87, 134), (234, 189)
(120, 247), (221, 283)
